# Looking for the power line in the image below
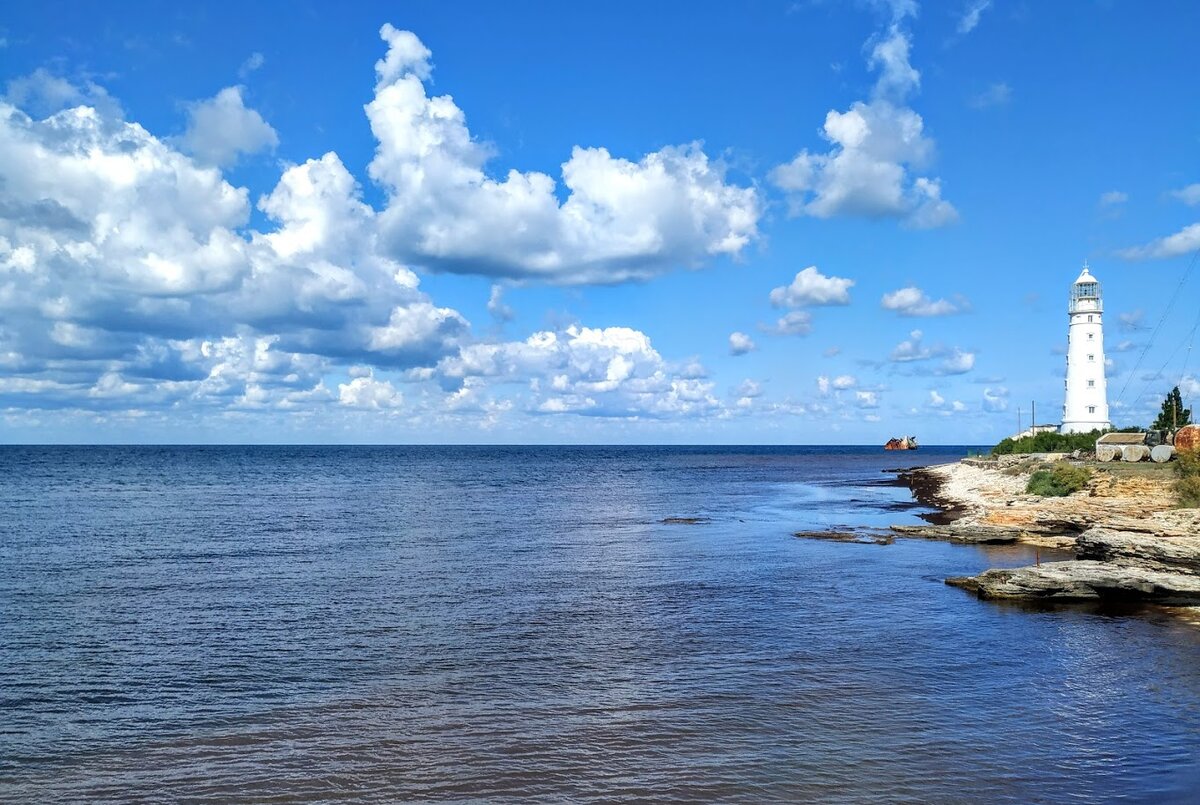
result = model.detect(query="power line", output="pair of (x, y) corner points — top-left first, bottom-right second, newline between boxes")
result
(1116, 247), (1200, 405)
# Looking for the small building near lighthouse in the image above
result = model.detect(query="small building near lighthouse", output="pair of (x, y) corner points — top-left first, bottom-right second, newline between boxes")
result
(1061, 264), (1112, 434)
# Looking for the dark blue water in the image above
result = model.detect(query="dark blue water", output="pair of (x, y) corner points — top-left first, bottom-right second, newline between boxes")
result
(2, 445), (1199, 803)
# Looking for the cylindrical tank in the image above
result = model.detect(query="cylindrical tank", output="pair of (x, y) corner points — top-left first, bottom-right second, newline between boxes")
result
(1151, 445), (1176, 463)
(1095, 444), (1119, 462)
(1175, 425), (1200, 452)
(1121, 444), (1150, 462)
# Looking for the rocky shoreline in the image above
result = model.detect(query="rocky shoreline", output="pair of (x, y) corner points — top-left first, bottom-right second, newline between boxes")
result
(795, 457), (1200, 613)
(904, 459), (1200, 608)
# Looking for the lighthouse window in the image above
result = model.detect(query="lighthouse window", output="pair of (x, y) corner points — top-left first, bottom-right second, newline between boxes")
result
(1088, 354), (1094, 362)
(1088, 380), (1095, 388)
(1088, 406), (1096, 414)
(1087, 333), (1094, 340)
(1087, 315), (1093, 322)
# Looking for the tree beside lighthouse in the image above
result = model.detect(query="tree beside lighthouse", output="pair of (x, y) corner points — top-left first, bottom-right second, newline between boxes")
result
(1061, 264), (1112, 434)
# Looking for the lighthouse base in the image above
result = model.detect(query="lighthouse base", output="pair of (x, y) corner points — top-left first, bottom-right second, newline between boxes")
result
(1060, 420), (1111, 435)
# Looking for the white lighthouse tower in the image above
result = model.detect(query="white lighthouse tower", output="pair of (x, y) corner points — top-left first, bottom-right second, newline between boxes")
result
(1061, 263), (1111, 434)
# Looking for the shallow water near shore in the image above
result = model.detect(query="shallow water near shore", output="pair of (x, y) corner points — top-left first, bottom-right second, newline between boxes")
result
(2, 445), (1199, 803)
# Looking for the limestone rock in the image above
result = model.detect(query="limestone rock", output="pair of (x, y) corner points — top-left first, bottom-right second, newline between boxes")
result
(946, 560), (1200, 605)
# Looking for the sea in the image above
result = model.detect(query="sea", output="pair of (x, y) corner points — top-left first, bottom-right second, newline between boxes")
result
(1, 445), (1199, 803)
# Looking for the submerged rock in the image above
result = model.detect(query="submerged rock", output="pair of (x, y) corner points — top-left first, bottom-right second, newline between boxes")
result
(661, 516), (711, 525)
(793, 529), (894, 546)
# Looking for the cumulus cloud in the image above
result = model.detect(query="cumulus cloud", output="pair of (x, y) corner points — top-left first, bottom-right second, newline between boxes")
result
(928, 389), (945, 407)
(854, 390), (880, 408)
(0, 86), (470, 417)
(729, 331), (757, 355)
(762, 310), (814, 336)
(937, 348), (975, 375)
(1118, 223), (1200, 260)
(366, 25), (759, 285)
(881, 286), (966, 316)
(769, 14), (957, 229)
(1099, 190), (1128, 206)
(1, 30), (765, 426)
(338, 373), (404, 409)
(769, 266), (854, 307)
(5, 68), (121, 119)
(890, 330), (931, 361)
(438, 325), (722, 418)
(179, 85), (278, 167)
(888, 330), (974, 375)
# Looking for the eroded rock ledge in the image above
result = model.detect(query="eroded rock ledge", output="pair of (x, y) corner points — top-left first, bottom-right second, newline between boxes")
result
(913, 458), (1200, 606)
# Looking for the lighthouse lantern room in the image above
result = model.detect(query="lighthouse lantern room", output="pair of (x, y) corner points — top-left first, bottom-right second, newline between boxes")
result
(1061, 263), (1111, 434)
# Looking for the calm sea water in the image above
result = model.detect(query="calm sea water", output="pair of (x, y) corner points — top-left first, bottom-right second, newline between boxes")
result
(2, 445), (1199, 803)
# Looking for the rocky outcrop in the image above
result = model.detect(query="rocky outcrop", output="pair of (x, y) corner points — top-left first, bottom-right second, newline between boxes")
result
(890, 523), (1024, 544)
(898, 459), (1200, 608)
(946, 561), (1200, 605)
(1074, 513), (1200, 574)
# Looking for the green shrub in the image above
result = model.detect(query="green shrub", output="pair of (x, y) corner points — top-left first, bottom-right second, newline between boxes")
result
(1176, 449), (1200, 508)
(991, 430), (1114, 456)
(1026, 463), (1093, 497)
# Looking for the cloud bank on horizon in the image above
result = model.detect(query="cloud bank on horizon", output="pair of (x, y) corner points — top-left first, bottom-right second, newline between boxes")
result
(1, 2), (1198, 443)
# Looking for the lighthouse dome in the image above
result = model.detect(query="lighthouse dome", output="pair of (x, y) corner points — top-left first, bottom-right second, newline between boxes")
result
(1074, 266), (1098, 284)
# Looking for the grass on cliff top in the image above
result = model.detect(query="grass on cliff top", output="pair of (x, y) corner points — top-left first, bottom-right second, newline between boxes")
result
(1026, 464), (1093, 497)
(1177, 449), (1200, 508)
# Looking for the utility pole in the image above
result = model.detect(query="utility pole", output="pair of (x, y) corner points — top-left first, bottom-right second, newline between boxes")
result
(1017, 406), (1022, 437)
(1032, 401), (1036, 434)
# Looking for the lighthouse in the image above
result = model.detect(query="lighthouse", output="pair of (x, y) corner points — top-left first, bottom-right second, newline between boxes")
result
(1061, 264), (1111, 434)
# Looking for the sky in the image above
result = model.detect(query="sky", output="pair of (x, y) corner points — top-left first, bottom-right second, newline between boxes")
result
(1, 0), (1199, 444)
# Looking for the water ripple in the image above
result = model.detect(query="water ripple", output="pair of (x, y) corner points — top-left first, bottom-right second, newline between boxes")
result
(1, 445), (1199, 802)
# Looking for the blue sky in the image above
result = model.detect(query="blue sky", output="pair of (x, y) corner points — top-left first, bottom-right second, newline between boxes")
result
(1, 0), (1199, 444)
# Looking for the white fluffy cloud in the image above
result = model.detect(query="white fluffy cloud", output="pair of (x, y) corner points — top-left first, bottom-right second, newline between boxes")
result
(769, 18), (957, 229)
(937, 348), (975, 375)
(1118, 223), (1200, 260)
(366, 25), (759, 284)
(888, 330), (975, 375)
(338, 374), (404, 409)
(769, 266), (854, 307)
(890, 330), (931, 361)
(438, 325), (721, 418)
(0, 27), (769, 428)
(763, 310), (814, 336)
(729, 331), (757, 355)
(179, 86), (278, 167)
(0, 93), (467, 415)
(881, 286), (966, 316)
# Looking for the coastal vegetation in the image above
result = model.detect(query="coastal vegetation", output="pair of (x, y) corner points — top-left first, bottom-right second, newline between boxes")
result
(1176, 449), (1200, 508)
(991, 430), (1105, 456)
(1025, 463), (1093, 497)
(1153, 386), (1193, 431)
